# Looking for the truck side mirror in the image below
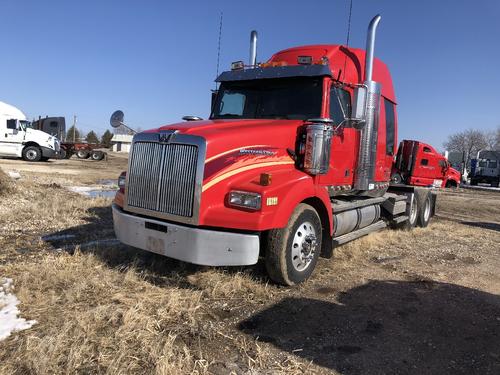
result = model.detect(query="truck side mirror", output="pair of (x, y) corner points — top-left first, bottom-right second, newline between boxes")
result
(211, 90), (218, 112)
(350, 86), (367, 129)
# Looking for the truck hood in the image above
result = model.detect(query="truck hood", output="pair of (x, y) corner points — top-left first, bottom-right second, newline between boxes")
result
(151, 119), (304, 184)
(152, 118), (304, 158)
(25, 128), (54, 142)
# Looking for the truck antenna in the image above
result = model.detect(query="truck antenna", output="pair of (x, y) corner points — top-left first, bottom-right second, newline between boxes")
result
(342, 0), (353, 81)
(215, 11), (223, 90)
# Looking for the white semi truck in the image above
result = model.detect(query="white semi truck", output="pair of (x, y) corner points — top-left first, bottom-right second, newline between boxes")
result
(0, 101), (60, 161)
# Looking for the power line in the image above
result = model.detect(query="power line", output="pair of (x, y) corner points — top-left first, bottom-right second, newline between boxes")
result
(342, 0), (353, 81)
(215, 12), (223, 90)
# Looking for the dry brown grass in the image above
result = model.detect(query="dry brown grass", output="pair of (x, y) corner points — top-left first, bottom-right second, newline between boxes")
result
(0, 250), (209, 374)
(0, 167), (14, 196)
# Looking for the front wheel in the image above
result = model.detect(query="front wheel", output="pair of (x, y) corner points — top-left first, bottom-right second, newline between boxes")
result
(22, 146), (42, 162)
(265, 203), (322, 286)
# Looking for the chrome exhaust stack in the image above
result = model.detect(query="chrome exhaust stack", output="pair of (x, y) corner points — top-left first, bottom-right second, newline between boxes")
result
(354, 15), (382, 192)
(249, 30), (258, 67)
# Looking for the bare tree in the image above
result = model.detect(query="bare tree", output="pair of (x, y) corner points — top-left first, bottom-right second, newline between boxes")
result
(483, 130), (497, 150)
(496, 126), (500, 150)
(443, 129), (488, 167)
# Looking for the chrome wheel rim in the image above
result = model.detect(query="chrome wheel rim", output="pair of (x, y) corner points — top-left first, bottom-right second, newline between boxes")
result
(26, 150), (37, 160)
(423, 198), (431, 222)
(291, 221), (317, 272)
(409, 196), (418, 224)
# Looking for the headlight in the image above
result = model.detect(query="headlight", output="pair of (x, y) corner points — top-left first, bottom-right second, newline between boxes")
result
(228, 191), (261, 210)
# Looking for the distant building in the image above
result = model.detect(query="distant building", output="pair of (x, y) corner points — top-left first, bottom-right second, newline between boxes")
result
(111, 134), (133, 152)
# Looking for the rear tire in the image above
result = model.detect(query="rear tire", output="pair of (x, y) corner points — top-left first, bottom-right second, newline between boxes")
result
(265, 203), (322, 286)
(417, 192), (432, 228)
(398, 194), (418, 230)
(22, 146), (42, 162)
(90, 150), (104, 161)
(77, 149), (90, 159)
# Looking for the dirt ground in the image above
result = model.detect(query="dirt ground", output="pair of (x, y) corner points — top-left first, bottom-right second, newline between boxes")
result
(0, 154), (499, 375)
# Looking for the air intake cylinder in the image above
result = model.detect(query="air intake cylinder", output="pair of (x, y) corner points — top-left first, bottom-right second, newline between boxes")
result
(354, 15), (382, 192)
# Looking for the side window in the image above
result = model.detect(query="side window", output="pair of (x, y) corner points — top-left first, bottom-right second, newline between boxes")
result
(219, 92), (245, 116)
(384, 99), (395, 155)
(423, 146), (431, 153)
(6, 119), (17, 129)
(421, 159), (429, 166)
(329, 87), (351, 126)
(488, 161), (498, 169)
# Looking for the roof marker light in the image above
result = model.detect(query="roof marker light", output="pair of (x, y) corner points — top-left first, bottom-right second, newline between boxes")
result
(231, 61), (245, 70)
(297, 56), (312, 65)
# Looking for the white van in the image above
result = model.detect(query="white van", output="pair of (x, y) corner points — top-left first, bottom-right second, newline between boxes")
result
(0, 101), (60, 161)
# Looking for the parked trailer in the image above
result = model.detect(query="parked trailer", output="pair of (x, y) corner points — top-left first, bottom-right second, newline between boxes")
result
(112, 15), (438, 285)
(392, 140), (461, 188)
(32, 116), (106, 160)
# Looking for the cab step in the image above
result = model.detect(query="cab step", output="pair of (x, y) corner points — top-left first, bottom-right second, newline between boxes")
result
(332, 220), (386, 246)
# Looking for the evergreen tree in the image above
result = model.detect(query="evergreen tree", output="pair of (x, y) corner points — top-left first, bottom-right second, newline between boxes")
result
(65, 125), (81, 142)
(85, 130), (99, 144)
(101, 129), (114, 148)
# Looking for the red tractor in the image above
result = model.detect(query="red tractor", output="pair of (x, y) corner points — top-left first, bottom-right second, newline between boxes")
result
(112, 15), (439, 285)
(392, 140), (461, 188)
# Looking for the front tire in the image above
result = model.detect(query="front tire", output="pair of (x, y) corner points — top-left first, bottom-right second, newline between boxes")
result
(22, 146), (42, 162)
(391, 173), (403, 184)
(265, 203), (322, 286)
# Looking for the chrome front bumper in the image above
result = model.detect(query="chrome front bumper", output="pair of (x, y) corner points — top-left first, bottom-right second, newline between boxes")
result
(112, 204), (260, 266)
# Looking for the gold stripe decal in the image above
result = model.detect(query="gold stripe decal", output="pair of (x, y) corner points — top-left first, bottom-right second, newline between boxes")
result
(205, 145), (270, 163)
(202, 161), (294, 192)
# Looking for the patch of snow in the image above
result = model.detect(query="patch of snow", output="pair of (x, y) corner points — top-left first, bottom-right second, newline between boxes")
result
(67, 185), (118, 199)
(7, 171), (21, 180)
(0, 278), (36, 341)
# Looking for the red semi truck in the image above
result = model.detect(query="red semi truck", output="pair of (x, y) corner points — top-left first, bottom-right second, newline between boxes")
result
(392, 140), (461, 188)
(112, 15), (438, 285)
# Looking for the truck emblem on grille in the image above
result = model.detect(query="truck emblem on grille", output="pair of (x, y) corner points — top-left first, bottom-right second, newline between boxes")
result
(159, 130), (179, 143)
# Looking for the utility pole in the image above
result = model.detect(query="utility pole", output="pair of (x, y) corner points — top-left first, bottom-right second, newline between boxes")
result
(72, 115), (77, 143)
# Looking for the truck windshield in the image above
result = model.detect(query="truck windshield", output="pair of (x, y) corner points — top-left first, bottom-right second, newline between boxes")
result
(210, 77), (322, 120)
(19, 120), (32, 130)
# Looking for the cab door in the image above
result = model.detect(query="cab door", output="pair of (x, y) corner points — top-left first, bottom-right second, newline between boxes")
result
(0, 119), (25, 156)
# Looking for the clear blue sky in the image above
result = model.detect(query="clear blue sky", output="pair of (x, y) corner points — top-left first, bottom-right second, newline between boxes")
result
(1, 0), (499, 149)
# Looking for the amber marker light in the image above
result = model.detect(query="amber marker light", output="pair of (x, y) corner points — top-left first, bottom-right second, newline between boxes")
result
(259, 173), (272, 186)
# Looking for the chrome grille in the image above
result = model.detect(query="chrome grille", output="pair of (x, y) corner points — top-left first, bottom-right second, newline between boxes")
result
(127, 141), (199, 217)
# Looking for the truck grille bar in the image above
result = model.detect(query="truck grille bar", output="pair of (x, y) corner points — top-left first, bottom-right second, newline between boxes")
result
(124, 132), (206, 224)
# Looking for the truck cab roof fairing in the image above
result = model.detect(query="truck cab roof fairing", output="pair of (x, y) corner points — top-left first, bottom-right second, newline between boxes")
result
(216, 65), (332, 82)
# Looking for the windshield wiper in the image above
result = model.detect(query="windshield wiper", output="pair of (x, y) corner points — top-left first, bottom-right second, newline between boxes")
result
(259, 114), (291, 119)
(214, 114), (242, 119)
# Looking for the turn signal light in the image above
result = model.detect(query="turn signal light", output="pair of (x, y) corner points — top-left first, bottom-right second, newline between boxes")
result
(118, 171), (126, 193)
(259, 173), (272, 186)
